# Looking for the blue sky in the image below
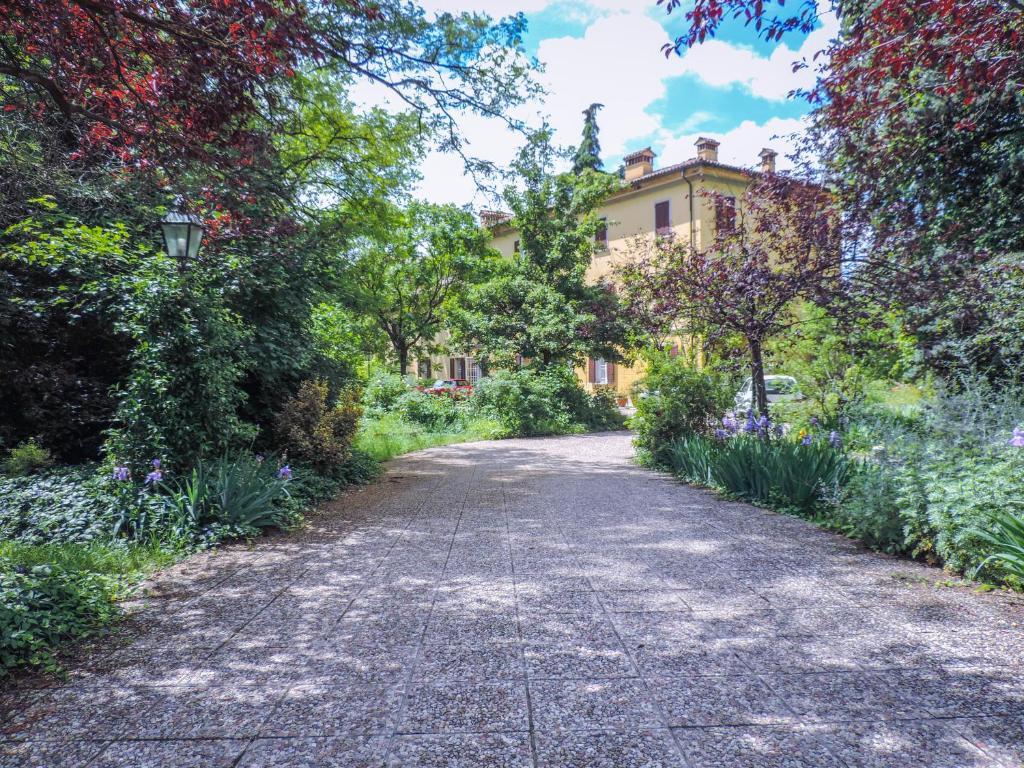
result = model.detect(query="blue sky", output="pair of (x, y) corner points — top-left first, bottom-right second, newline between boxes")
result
(389, 0), (834, 205)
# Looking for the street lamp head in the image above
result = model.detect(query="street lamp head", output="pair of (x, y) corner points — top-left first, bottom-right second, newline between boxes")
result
(160, 209), (205, 260)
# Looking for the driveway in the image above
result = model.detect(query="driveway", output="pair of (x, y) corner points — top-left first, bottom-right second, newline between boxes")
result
(3, 432), (1023, 767)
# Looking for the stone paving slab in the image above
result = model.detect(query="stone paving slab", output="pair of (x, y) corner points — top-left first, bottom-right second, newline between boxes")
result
(2, 432), (1024, 766)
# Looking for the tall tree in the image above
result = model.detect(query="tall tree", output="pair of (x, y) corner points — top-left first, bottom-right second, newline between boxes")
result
(659, 0), (1024, 380)
(453, 129), (628, 370)
(572, 103), (604, 174)
(619, 175), (840, 415)
(343, 202), (495, 376)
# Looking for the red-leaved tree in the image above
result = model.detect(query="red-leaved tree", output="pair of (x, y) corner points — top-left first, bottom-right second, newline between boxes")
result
(619, 175), (840, 415)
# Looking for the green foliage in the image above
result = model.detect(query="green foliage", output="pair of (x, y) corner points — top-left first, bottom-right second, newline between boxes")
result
(655, 434), (717, 486)
(452, 130), (629, 370)
(974, 506), (1024, 587)
(833, 461), (908, 554)
(275, 379), (362, 472)
(355, 413), (503, 463)
(631, 354), (731, 451)
(572, 103), (604, 174)
(361, 369), (413, 417)
(0, 557), (120, 676)
(1, 439), (54, 477)
(394, 390), (467, 432)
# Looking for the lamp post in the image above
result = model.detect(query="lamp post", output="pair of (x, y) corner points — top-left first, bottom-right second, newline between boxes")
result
(160, 209), (205, 261)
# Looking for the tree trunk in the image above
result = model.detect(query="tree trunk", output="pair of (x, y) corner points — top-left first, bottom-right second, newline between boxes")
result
(398, 345), (409, 376)
(748, 338), (769, 417)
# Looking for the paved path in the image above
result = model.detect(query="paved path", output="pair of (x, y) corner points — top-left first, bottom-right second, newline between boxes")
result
(3, 433), (1024, 767)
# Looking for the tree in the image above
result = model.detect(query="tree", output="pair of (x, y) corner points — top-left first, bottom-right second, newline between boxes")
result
(452, 130), (629, 370)
(658, 0), (1024, 381)
(619, 175), (840, 416)
(572, 103), (604, 175)
(343, 202), (495, 376)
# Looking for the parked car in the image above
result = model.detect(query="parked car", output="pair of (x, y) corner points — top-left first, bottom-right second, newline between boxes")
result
(419, 379), (473, 397)
(734, 375), (803, 412)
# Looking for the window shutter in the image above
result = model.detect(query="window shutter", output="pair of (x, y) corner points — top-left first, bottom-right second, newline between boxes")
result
(449, 358), (455, 378)
(607, 362), (616, 385)
(716, 196), (736, 233)
(595, 218), (607, 247)
(588, 358), (596, 384)
(655, 201), (670, 232)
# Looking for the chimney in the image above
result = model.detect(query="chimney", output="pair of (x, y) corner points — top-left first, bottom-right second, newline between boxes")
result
(695, 137), (720, 163)
(623, 147), (655, 182)
(758, 147), (778, 174)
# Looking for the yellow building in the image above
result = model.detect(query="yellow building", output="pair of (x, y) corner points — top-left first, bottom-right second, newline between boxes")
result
(424, 137), (778, 401)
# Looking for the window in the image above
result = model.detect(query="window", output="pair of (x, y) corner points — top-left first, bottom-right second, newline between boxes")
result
(449, 357), (467, 379)
(417, 359), (432, 379)
(596, 357), (608, 385)
(655, 201), (670, 234)
(595, 217), (608, 249)
(468, 358), (482, 384)
(716, 195), (737, 233)
(513, 239), (520, 254)
(588, 357), (615, 385)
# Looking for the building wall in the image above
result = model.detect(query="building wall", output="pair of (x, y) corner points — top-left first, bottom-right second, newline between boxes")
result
(433, 162), (757, 399)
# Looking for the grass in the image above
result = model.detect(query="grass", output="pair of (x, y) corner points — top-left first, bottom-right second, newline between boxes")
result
(1, 539), (183, 596)
(355, 414), (504, 463)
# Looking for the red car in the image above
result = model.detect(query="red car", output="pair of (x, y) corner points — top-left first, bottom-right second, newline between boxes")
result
(418, 378), (473, 397)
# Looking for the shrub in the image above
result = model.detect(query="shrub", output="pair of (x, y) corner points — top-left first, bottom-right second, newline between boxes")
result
(471, 368), (580, 437)
(394, 389), (466, 432)
(1, 439), (54, 477)
(276, 379), (361, 472)
(656, 434), (717, 486)
(710, 435), (848, 513)
(361, 369), (411, 416)
(974, 506), (1024, 587)
(833, 461), (909, 554)
(0, 558), (120, 675)
(631, 355), (731, 451)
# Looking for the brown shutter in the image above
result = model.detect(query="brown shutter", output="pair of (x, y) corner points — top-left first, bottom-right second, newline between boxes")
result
(449, 358), (455, 378)
(588, 358), (596, 384)
(655, 201), (670, 232)
(607, 362), (616, 385)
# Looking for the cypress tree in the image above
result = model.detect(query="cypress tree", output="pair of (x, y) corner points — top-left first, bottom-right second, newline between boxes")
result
(572, 103), (604, 174)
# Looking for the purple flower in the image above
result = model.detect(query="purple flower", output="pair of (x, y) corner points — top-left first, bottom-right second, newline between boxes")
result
(722, 413), (738, 433)
(151, 458), (161, 469)
(801, 433), (813, 446)
(1010, 427), (1024, 448)
(757, 415), (769, 430)
(829, 431), (843, 448)
(144, 469), (162, 485)
(809, 415), (820, 427)
(714, 428), (728, 440)
(743, 409), (757, 433)
(277, 465), (293, 481)
(773, 424), (784, 437)
(111, 466), (130, 482)
(255, 454), (265, 464)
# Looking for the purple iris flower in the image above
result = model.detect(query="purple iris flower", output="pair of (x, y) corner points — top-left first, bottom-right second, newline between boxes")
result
(145, 469), (162, 485)
(722, 413), (738, 433)
(1010, 427), (1024, 448)
(714, 428), (728, 440)
(758, 415), (769, 430)
(773, 424), (784, 437)
(112, 466), (130, 482)
(829, 431), (842, 448)
(278, 465), (293, 481)
(801, 433), (813, 446)
(743, 409), (757, 433)
(151, 458), (161, 469)
(255, 454), (265, 464)
(809, 415), (820, 427)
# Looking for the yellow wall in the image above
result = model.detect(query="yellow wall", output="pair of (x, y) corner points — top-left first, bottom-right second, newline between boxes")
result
(439, 162), (757, 399)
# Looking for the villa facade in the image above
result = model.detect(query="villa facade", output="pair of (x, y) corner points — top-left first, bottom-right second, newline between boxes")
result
(422, 137), (779, 401)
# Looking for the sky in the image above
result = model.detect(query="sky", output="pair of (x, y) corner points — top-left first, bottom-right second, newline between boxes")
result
(354, 0), (836, 207)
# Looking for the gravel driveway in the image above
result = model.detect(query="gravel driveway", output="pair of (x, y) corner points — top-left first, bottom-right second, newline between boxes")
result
(3, 432), (1023, 767)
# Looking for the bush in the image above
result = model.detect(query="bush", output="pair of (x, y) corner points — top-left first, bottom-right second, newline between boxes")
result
(975, 506), (1024, 588)
(834, 461), (909, 554)
(631, 355), (731, 451)
(0, 557), (120, 675)
(394, 389), (466, 432)
(361, 369), (412, 416)
(471, 368), (582, 437)
(1, 439), (54, 477)
(276, 379), (361, 472)
(656, 434), (717, 486)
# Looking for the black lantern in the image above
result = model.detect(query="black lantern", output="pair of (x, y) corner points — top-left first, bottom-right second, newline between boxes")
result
(160, 209), (205, 260)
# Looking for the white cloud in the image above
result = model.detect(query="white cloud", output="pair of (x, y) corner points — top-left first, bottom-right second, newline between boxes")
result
(672, 12), (838, 101)
(357, 2), (828, 205)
